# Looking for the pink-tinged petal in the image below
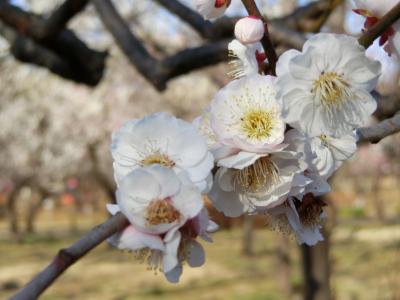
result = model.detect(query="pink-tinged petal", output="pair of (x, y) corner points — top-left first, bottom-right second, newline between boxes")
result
(186, 240), (205, 267)
(106, 204), (120, 215)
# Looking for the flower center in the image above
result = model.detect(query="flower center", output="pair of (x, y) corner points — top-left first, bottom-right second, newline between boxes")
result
(241, 109), (275, 140)
(145, 199), (181, 226)
(233, 156), (280, 194)
(318, 134), (329, 147)
(312, 72), (352, 110)
(141, 152), (175, 168)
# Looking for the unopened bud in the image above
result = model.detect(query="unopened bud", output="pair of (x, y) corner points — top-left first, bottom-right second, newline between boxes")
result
(194, 0), (230, 20)
(234, 16), (265, 45)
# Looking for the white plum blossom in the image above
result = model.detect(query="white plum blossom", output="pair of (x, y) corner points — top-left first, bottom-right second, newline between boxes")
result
(115, 165), (203, 234)
(207, 74), (310, 217)
(228, 39), (264, 79)
(210, 74), (286, 154)
(111, 112), (214, 193)
(366, 40), (400, 95)
(107, 165), (217, 283)
(268, 197), (325, 246)
(276, 33), (381, 137)
(210, 150), (308, 217)
(194, 0), (230, 20)
(285, 129), (358, 179)
(234, 16), (265, 45)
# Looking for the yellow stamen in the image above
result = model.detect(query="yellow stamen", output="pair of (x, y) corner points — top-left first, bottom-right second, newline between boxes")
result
(312, 72), (352, 110)
(233, 156), (280, 194)
(241, 109), (275, 140)
(141, 152), (175, 168)
(145, 199), (181, 226)
(318, 134), (329, 147)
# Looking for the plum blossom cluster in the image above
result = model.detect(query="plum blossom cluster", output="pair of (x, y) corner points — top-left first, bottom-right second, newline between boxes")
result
(191, 0), (381, 245)
(108, 113), (216, 283)
(195, 31), (380, 246)
(107, 0), (385, 283)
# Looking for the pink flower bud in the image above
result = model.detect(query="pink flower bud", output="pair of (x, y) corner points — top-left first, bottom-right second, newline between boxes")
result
(194, 0), (230, 20)
(234, 16), (265, 45)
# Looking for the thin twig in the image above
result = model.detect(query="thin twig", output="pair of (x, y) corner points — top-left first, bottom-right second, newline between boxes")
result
(10, 213), (129, 300)
(240, 0), (278, 75)
(358, 1), (400, 48)
(358, 112), (400, 144)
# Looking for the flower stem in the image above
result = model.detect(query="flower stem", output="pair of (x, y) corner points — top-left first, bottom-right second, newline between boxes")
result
(10, 213), (129, 300)
(240, 0), (278, 75)
(358, 2), (400, 49)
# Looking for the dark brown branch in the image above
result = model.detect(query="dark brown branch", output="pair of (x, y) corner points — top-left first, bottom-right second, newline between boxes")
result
(358, 1), (400, 48)
(154, 0), (214, 38)
(93, 0), (161, 88)
(241, 0), (278, 75)
(41, 0), (90, 39)
(10, 213), (129, 300)
(0, 1), (106, 86)
(93, 0), (229, 91)
(0, 21), (97, 85)
(358, 112), (400, 144)
(0, 0), (87, 40)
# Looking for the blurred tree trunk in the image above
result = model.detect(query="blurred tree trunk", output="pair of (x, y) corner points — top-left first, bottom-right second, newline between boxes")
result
(242, 215), (254, 256)
(301, 230), (331, 300)
(7, 186), (20, 235)
(25, 186), (48, 233)
(371, 172), (385, 221)
(277, 235), (292, 296)
(301, 192), (337, 300)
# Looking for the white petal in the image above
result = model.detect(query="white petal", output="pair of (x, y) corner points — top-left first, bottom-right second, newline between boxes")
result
(108, 225), (165, 251)
(106, 204), (120, 215)
(172, 185), (204, 220)
(218, 151), (263, 169)
(163, 230), (181, 273)
(209, 169), (246, 217)
(184, 151), (214, 182)
(144, 165), (181, 198)
(276, 49), (301, 76)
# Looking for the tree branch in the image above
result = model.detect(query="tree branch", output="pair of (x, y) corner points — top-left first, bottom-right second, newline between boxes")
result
(41, 0), (90, 39)
(357, 112), (400, 144)
(0, 21), (99, 85)
(358, 1), (400, 48)
(0, 1), (106, 86)
(10, 213), (129, 300)
(93, 0), (229, 91)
